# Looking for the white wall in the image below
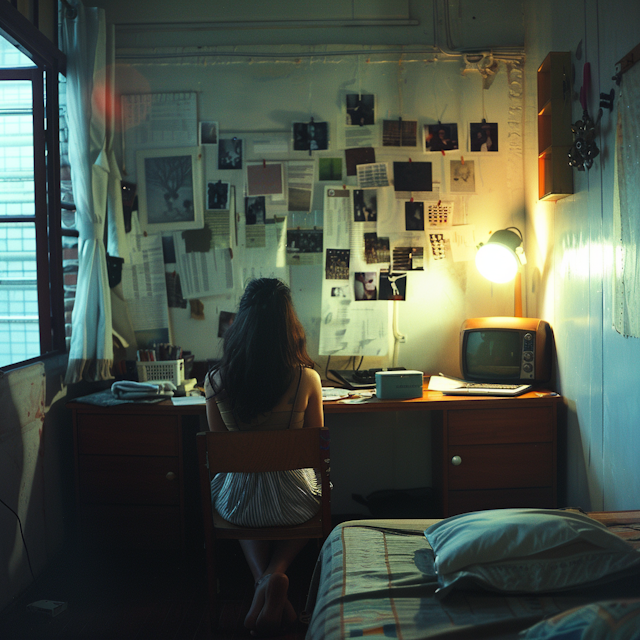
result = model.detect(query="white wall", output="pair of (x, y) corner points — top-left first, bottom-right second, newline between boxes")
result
(114, 47), (525, 376)
(523, 0), (640, 511)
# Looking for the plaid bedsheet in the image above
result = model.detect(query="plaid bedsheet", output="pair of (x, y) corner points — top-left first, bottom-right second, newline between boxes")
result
(303, 519), (640, 640)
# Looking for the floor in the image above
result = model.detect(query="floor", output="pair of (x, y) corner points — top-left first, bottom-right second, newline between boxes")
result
(0, 539), (320, 640)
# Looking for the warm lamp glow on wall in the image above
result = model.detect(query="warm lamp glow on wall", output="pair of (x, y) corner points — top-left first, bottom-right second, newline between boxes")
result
(476, 228), (526, 317)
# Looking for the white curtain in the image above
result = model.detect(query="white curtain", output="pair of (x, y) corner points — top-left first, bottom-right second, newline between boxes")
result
(613, 63), (640, 337)
(62, 1), (114, 382)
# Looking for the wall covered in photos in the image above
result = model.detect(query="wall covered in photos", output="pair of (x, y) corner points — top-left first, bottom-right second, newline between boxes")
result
(113, 49), (525, 375)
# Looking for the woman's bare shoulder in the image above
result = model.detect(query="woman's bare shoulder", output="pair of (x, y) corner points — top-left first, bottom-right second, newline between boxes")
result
(301, 366), (322, 386)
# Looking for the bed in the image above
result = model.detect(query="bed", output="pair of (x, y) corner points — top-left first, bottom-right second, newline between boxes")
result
(303, 510), (640, 639)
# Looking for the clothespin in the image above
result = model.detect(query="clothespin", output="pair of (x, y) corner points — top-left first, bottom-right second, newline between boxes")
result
(263, 159), (266, 168)
(461, 156), (465, 165)
(441, 149), (446, 156)
(437, 200), (441, 207)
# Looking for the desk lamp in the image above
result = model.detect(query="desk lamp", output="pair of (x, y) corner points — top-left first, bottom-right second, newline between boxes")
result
(475, 227), (526, 317)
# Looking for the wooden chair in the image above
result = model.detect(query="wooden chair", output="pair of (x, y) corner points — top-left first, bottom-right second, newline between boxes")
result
(196, 427), (331, 632)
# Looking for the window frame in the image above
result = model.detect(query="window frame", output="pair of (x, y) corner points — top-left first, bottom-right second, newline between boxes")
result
(0, 3), (67, 370)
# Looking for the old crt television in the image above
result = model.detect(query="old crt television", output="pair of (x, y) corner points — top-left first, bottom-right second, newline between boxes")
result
(460, 317), (552, 384)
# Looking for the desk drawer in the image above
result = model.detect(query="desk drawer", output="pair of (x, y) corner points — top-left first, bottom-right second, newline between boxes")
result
(76, 416), (180, 456)
(448, 407), (554, 445)
(448, 487), (555, 516)
(447, 443), (553, 490)
(79, 504), (181, 549)
(78, 455), (181, 505)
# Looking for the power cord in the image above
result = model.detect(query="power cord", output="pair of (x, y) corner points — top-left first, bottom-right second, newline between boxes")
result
(0, 496), (37, 587)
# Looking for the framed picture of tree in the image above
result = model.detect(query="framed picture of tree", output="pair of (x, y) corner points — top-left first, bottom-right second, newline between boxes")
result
(136, 147), (204, 233)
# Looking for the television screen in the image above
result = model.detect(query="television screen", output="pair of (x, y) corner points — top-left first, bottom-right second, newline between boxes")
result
(465, 330), (522, 379)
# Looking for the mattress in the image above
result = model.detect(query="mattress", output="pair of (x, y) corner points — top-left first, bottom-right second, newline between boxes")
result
(303, 515), (640, 640)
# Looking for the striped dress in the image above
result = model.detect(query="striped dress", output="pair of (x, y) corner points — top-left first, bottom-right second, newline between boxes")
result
(204, 370), (321, 527)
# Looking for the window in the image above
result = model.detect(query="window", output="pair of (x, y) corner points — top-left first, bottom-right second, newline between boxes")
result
(0, 21), (68, 369)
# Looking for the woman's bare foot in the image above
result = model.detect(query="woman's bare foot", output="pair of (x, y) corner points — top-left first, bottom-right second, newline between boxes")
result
(255, 572), (289, 635)
(244, 574), (270, 631)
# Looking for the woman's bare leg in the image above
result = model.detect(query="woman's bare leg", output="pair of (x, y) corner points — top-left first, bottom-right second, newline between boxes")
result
(239, 538), (309, 634)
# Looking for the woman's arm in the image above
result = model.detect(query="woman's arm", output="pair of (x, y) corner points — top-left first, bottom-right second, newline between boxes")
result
(204, 371), (228, 432)
(302, 368), (324, 429)
(206, 397), (228, 432)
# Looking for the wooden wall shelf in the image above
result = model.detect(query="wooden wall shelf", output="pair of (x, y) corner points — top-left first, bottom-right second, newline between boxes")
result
(537, 52), (573, 201)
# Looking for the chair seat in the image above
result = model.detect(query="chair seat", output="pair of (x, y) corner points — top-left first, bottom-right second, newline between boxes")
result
(212, 508), (325, 540)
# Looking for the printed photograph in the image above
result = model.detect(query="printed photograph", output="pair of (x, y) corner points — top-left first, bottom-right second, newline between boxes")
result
(293, 121), (329, 151)
(287, 229), (323, 254)
(405, 201), (425, 231)
(424, 123), (459, 151)
(136, 147), (203, 233)
(217, 311), (236, 338)
(345, 147), (375, 176)
(354, 272), (378, 301)
(392, 246), (424, 271)
(393, 161), (432, 192)
(346, 94), (375, 126)
(245, 196), (266, 225)
(325, 248), (350, 280)
(379, 270), (407, 301)
(319, 157), (343, 181)
(330, 285), (349, 297)
(364, 233), (390, 264)
(199, 121), (218, 145)
(382, 119), (418, 147)
(206, 180), (229, 210)
(450, 159), (475, 193)
(470, 121), (498, 152)
(218, 138), (243, 169)
(352, 189), (376, 222)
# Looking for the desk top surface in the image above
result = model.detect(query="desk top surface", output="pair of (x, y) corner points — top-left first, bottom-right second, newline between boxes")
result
(68, 383), (561, 414)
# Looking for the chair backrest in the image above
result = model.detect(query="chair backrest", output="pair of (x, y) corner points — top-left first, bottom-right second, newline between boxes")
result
(196, 427), (331, 538)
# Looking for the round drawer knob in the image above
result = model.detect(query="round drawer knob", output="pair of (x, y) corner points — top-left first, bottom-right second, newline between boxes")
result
(166, 471), (176, 481)
(451, 455), (462, 466)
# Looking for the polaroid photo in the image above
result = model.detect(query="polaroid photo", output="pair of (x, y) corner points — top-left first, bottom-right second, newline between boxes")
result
(450, 159), (476, 193)
(424, 123), (459, 152)
(206, 180), (229, 210)
(346, 94), (375, 126)
(469, 121), (498, 152)
(199, 121), (218, 145)
(218, 138), (243, 169)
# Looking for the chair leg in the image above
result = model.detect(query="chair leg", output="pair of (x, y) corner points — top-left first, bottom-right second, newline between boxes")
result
(204, 540), (219, 636)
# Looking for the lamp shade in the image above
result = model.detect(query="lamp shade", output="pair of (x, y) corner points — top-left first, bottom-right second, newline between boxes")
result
(475, 228), (523, 283)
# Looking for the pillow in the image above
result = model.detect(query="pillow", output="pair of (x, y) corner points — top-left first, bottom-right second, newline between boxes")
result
(520, 599), (640, 639)
(424, 508), (640, 598)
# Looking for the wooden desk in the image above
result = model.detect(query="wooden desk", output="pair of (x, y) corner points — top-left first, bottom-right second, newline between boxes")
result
(69, 384), (561, 549)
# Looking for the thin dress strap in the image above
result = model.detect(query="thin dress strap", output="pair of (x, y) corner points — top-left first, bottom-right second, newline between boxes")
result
(288, 367), (304, 429)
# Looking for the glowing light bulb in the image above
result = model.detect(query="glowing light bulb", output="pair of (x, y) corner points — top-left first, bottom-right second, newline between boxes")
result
(475, 243), (519, 283)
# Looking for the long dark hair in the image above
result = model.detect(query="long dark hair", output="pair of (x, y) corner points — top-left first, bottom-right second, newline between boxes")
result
(209, 278), (314, 423)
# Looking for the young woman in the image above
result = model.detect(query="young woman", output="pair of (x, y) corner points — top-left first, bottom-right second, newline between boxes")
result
(205, 278), (324, 636)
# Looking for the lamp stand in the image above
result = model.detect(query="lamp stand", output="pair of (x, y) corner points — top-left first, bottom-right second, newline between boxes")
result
(514, 271), (523, 317)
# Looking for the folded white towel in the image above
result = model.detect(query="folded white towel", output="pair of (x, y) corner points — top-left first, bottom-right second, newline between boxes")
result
(111, 380), (177, 399)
